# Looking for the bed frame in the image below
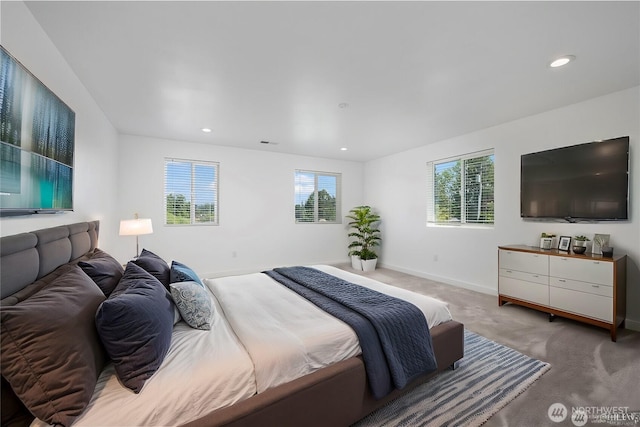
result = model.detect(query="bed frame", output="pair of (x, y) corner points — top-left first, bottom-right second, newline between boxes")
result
(0, 221), (464, 427)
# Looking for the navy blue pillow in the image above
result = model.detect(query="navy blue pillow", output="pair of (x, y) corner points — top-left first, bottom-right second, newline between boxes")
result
(78, 249), (124, 296)
(170, 260), (203, 286)
(95, 262), (174, 393)
(132, 249), (170, 289)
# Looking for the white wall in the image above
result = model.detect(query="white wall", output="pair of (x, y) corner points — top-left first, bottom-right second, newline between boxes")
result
(115, 134), (363, 277)
(364, 87), (640, 329)
(0, 2), (120, 248)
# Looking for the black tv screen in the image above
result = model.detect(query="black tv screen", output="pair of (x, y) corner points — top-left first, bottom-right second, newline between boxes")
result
(521, 137), (629, 221)
(0, 46), (75, 216)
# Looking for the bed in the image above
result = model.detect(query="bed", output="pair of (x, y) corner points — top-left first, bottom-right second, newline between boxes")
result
(1, 221), (464, 427)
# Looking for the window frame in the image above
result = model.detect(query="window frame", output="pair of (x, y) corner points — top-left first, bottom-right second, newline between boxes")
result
(164, 157), (219, 226)
(294, 169), (342, 224)
(426, 149), (495, 227)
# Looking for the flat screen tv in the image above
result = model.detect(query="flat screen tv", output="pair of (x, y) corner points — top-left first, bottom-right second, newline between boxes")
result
(0, 46), (75, 217)
(521, 136), (629, 221)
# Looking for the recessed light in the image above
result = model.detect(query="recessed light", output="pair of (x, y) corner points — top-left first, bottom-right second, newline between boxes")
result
(340, 147), (348, 151)
(201, 128), (212, 133)
(549, 55), (575, 68)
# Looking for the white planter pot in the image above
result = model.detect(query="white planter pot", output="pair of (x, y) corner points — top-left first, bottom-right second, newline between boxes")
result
(540, 237), (553, 250)
(351, 255), (362, 270)
(361, 258), (377, 272)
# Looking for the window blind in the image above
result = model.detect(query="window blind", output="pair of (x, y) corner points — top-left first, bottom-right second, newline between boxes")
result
(165, 158), (219, 225)
(295, 170), (341, 223)
(427, 149), (494, 226)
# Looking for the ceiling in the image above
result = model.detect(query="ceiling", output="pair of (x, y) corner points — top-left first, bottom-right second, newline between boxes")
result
(21, 1), (640, 162)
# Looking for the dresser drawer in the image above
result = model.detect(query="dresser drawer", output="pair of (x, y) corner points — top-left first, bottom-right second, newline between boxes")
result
(499, 276), (549, 306)
(549, 256), (613, 286)
(499, 250), (548, 275)
(550, 277), (612, 298)
(549, 287), (613, 322)
(500, 268), (548, 286)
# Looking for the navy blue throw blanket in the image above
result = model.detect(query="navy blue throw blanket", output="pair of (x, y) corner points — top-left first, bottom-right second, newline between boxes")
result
(263, 267), (437, 399)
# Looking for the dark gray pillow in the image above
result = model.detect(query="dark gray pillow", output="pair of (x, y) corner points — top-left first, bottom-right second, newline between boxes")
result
(0, 266), (107, 427)
(132, 249), (170, 289)
(95, 262), (174, 393)
(78, 248), (124, 296)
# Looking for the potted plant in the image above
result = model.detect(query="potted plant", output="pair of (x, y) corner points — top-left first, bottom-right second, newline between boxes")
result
(347, 206), (381, 272)
(540, 233), (556, 250)
(573, 235), (589, 254)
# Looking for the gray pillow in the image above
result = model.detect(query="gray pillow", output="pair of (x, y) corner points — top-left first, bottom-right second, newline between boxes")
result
(132, 249), (170, 289)
(0, 266), (107, 427)
(170, 281), (214, 330)
(95, 262), (175, 393)
(78, 248), (124, 296)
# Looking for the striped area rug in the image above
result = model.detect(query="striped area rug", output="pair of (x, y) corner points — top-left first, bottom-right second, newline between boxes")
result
(354, 330), (551, 427)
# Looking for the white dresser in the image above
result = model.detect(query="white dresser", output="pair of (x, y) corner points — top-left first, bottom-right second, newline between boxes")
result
(498, 245), (627, 341)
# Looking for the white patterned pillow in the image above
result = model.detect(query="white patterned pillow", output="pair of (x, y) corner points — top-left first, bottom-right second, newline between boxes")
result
(169, 281), (214, 330)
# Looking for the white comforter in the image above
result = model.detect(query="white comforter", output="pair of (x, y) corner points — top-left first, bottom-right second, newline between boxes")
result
(204, 265), (453, 393)
(31, 265), (452, 427)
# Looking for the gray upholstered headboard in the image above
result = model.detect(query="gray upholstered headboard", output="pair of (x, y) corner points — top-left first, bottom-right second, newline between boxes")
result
(0, 221), (100, 299)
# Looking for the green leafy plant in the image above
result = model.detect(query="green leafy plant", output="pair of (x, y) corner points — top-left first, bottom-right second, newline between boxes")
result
(574, 235), (590, 241)
(347, 206), (381, 260)
(541, 232), (556, 238)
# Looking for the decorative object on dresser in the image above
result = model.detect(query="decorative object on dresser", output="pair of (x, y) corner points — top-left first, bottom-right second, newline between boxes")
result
(591, 233), (610, 255)
(572, 235), (589, 254)
(539, 233), (556, 250)
(347, 205), (381, 271)
(119, 213), (153, 257)
(498, 245), (626, 341)
(558, 236), (571, 252)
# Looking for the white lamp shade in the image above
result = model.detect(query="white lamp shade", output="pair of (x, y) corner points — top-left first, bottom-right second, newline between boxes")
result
(119, 218), (153, 236)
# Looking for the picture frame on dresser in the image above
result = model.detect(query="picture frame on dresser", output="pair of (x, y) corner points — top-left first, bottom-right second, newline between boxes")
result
(558, 236), (571, 251)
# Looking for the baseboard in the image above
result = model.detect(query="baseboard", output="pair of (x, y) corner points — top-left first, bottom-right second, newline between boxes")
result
(378, 262), (497, 296)
(625, 318), (640, 332)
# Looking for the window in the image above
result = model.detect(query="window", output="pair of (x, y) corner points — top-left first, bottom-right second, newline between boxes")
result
(294, 170), (341, 223)
(427, 149), (494, 226)
(164, 158), (219, 225)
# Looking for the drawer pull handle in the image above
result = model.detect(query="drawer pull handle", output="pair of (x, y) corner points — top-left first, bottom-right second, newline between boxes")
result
(592, 285), (600, 288)
(506, 270), (513, 273)
(593, 262), (600, 265)
(559, 279), (566, 282)
(533, 275), (539, 278)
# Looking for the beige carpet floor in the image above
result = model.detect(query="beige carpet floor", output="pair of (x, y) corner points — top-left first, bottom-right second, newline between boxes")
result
(337, 264), (640, 427)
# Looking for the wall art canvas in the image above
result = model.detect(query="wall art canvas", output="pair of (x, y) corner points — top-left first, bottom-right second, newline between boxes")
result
(0, 46), (75, 215)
